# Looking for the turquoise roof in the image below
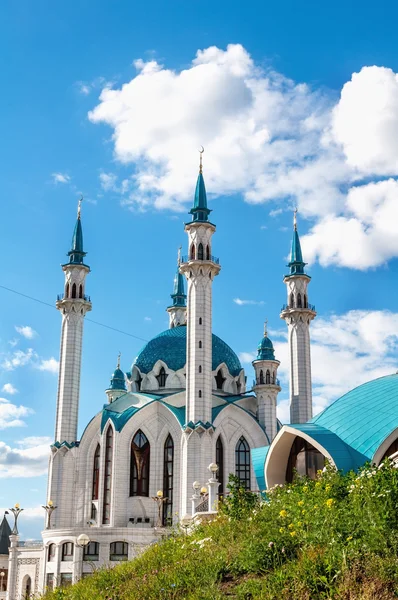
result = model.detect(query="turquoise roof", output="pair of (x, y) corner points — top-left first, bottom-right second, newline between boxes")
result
(255, 335), (276, 361)
(189, 172), (211, 222)
(287, 227), (306, 276)
(169, 265), (186, 308)
(108, 367), (126, 391)
(67, 216), (87, 265)
(252, 446), (270, 492)
(309, 373), (398, 461)
(134, 325), (242, 377)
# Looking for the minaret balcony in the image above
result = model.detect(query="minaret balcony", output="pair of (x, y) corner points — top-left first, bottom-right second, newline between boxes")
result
(57, 293), (91, 302)
(254, 377), (280, 387)
(281, 303), (316, 312)
(181, 255), (220, 265)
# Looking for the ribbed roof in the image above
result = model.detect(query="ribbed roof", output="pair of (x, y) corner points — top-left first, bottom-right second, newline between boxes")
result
(134, 325), (242, 376)
(287, 227), (306, 276)
(108, 367), (126, 391)
(0, 515), (11, 555)
(189, 172), (211, 222)
(311, 374), (398, 460)
(67, 215), (87, 265)
(169, 265), (186, 308)
(256, 335), (276, 361)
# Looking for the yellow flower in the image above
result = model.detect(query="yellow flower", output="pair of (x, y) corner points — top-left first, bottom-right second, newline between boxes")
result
(303, 486), (308, 493)
(325, 484), (331, 492)
(279, 510), (288, 518)
(298, 500), (304, 507)
(288, 523), (294, 529)
(347, 536), (353, 541)
(296, 521), (302, 527)
(314, 505), (318, 510)
(301, 509), (306, 515)
(290, 531), (296, 537)
(326, 498), (335, 508)
(315, 482), (321, 488)
(279, 527), (285, 533)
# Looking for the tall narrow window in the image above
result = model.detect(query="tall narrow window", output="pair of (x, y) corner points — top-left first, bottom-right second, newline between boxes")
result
(102, 426), (113, 524)
(65, 283), (69, 298)
(135, 374), (143, 391)
(236, 436), (251, 490)
(92, 444), (100, 500)
(79, 284), (83, 298)
(47, 544), (56, 562)
(259, 370), (264, 384)
(190, 243), (195, 260)
(297, 293), (302, 308)
(199, 341), (202, 348)
(61, 542), (74, 562)
(303, 294), (307, 308)
(215, 369), (226, 390)
(206, 245), (210, 260)
(266, 370), (271, 384)
(130, 430), (150, 496)
(199, 365), (202, 373)
(163, 434), (174, 525)
(272, 372), (276, 384)
(290, 293), (294, 308)
(156, 367), (167, 388)
(199, 317), (202, 325)
(72, 283), (77, 299)
(216, 436), (224, 497)
(199, 390), (202, 398)
(198, 243), (204, 260)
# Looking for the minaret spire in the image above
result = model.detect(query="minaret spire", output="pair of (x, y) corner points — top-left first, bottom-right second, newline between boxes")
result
(189, 147), (211, 223)
(280, 211), (316, 424)
(166, 248), (187, 328)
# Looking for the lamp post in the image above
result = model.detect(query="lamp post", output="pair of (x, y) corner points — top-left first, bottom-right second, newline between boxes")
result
(0, 571), (5, 592)
(42, 501), (57, 529)
(151, 491), (168, 527)
(207, 463), (220, 512)
(75, 534), (90, 583)
(9, 504), (23, 535)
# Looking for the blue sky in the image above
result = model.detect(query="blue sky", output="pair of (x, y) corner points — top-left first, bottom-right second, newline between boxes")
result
(2, 0), (398, 538)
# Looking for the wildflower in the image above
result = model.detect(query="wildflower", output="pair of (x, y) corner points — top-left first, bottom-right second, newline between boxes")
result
(303, 486), (308, 492)
(279, 527), (285, 533)
(279, 509), (288, 518)
(347, 536), (353, 541)
(314, 505), (318, 509)
(288, 523), (294, 529)
(268, 541), (274, 548)
(326, 498), (335, 508)
(315, 482), (321, 488)
(301, 509), (306, 515)
(325, 484), (331, 491)
(296, 521), (302, 527)
(290, 531), (296, 537)
(281, 547), (285, 553)
(298, 500), (304, 507)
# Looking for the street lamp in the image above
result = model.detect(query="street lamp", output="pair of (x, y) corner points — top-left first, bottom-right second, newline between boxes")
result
(76, 534), (90, 548)
(9, 504), (23, 535)
(208, 463), (219, 479)
(151, 490), (168, 527)
(200, 486), (208, 496)
(0, 571), (5, 592)
(42, 501), (57, 530)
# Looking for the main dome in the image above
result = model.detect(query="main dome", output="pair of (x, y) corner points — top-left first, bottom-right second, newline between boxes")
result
(134, 325), (242, 377)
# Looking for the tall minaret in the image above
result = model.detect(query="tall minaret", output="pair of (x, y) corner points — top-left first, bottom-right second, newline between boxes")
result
(252, 321), (281, 442)
(54, 200), (92, 443)
(166, 247), (187, 328)
(280, 210), (316, 424)
(180, 150), (221, 425)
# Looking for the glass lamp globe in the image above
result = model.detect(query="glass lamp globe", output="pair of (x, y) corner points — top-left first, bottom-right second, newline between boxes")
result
(77, 533), (90, 547)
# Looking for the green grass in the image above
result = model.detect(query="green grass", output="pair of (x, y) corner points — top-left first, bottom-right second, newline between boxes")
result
(42, 463), (398, 600)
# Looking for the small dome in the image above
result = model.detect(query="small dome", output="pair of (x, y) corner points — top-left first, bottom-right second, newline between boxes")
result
(256, 335), (276, 361)
(108, 367), (126, 391)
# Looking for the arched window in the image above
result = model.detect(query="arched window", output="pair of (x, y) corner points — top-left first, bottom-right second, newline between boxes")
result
(84, 541), (99, 561)
(297, 293), (302, 308)
(286, 437), (325, 483)
(91, 503), (97, 521)
(199, 341), (202, 348)
(272, 372), (276, 384)
(266, 370), (271, 384)
(79, 284), (83, 299)
(206, 245), (210, 260)
(216, 436), (224, 497)
(92, 444), (100, 500)
(215, 369), (226, 390)
(23, 576), (32, 598)
(259, 370), (264, 384)
(61, 542), (74, 561)
(199, 317), (202, 325)
(102, 426), (113, 524)
(130, 430), (150, 497)
(47, 543), (56, 562)
(110, 541), (128, 561)
(198, 243), (204, 260)
(199, 365), (202, 373)
(235, 436), (251, 490)
(190, 243), (195, 260)
(163, 434), (174, 525)
(65, 283), (69, 298)
(71, 283), (77, 299)
(290, 293), (294, 308)
(156, 367), (168, 388)
(303, 294), (307, 308)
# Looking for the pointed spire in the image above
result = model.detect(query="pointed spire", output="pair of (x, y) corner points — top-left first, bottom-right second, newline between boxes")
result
(117, 351), (121, 369)
(170, 247), (187, 308)
(264, 319), (268, 337)
(108, 354), (126, 392)
(288, 209), (306, 275)
(189, 147), (212, 222)
(0, 513), (11, 555)
(67, 197), (87, 265)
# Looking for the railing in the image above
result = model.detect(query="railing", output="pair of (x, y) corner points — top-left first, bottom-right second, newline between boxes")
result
(181, 255), (220, 265)
(195, 496), (209, 513)
(254, 377), (280, 386)
(57, 293), (91, 302)
(18, 540), (43, 548)
(281, 303), (315, 312)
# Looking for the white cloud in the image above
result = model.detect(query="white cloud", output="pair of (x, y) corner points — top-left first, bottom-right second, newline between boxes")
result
(51, 173), (70, 184)
(233, 298), (265, 306)
(15, 326), (37, 339)
(2, 383), (18, 395)
(77, 81), (91, 95)
(99, 172), (118, 191)
(144, 316), (152, 322)
(37, 358), (59, 374)
(239, 351), (256, 364)
(0, 436), (51, 478)
(1, 349), (37, 371)
(0, 398), (33, 429)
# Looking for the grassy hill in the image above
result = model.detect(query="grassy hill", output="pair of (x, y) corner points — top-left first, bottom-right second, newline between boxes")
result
(43, 463), (398, 600)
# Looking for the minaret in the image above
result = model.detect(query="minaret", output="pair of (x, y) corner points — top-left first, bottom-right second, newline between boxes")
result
(180, 149), (221, 425)
(280, 210), (316, 423)
(252, 321), (281, 442)
(105, 353), (127, 403)
(166, 247), (187, 328)
(54, 200), (92, 443)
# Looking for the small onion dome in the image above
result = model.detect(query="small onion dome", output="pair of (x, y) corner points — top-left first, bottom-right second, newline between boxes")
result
(108, 367), (126, 391)
(257, 335), (276, 361)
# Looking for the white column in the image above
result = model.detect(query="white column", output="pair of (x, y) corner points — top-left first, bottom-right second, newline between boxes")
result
(6, 534), (18, 600)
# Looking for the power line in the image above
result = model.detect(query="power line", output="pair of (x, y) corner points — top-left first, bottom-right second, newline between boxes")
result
(0, 284), (149, 343)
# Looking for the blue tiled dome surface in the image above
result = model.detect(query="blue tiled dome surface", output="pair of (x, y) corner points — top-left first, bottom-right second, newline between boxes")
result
(134, 325), (242, 376)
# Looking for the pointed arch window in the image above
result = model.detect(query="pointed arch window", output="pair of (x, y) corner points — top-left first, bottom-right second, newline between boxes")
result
(206, 245), (210, 260)
(190, 244), (195, 260)
(297, 293), (302, 308)
(198, 243), (204, 260)
(235, 436), (251, 490)
(102, 426), (113, 524)
(216, 436), (224, 497)
(215, 369), (226, 390)
(130, 430), (150, 497)
(266, 370), (271, 384)
(272, 372), (276, 384)
(65, 283), (69, 298)
(79, 285), (83, 299)
(156, 367), (168, 388)
(163, 434), (174, 525)
(259, 370), (264, 384)
(72, 283), (77, 299)
(303, 294), (307, 308)
(290, 293), (294, 308)
(92, 444), (100, 500)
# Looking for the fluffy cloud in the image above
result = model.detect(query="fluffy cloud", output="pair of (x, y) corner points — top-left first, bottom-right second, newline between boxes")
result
(2, 383), (18, 395)
(0, 398), (33, 429)
(1, 348), (37, 371)
(240, 309), (398, 423)
(15, 326), (37, 339)
(233, 298), (265, 306)
(36, 358), (59, 374)
(51, 173), (70, 184)
(0, 436), (51, 478)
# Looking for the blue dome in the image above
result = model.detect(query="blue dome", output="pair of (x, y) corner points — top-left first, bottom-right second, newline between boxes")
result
(134, 326), (242, 377)
(256, 336), (276, 361)
(108, 367), (126, 391)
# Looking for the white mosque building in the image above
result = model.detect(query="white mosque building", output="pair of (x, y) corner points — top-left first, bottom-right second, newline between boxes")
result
(4, 157), (398, 599)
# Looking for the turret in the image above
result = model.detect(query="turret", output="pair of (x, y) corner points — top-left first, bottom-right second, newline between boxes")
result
(280, 210), (316, 423)
(106, 354), (127, 403)
(166, 248), (187, 328)
(252, 321), (281, 442)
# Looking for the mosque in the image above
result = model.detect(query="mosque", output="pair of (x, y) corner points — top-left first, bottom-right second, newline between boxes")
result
(3, 156), (398, 599)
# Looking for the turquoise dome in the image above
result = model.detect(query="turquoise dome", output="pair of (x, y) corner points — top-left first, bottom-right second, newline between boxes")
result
(256, 335), (276, 361)
(108, 367), (126, 391)
(134, 326), (242, 377)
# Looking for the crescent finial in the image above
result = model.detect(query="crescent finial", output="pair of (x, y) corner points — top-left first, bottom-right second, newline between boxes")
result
(199, 146), (204, 173)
